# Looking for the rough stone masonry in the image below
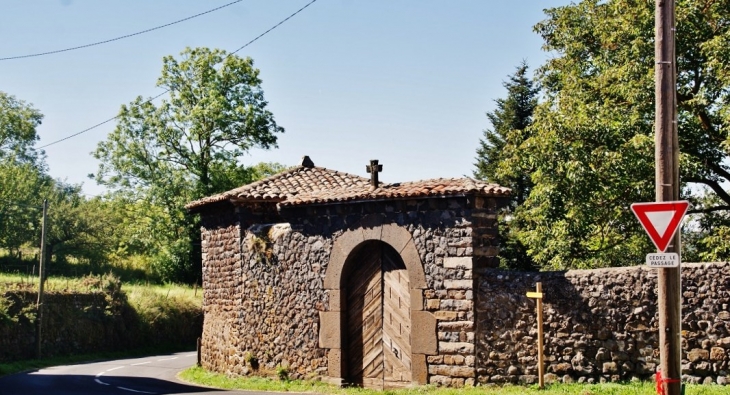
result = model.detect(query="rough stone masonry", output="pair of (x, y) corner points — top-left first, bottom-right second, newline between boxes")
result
(476, 263), (730, 386)
(188, 157), (729, 387)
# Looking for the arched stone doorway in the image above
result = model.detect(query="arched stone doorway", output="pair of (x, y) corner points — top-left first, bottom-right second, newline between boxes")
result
(320, 220), (436, 388)
(343, 240), (411, 388)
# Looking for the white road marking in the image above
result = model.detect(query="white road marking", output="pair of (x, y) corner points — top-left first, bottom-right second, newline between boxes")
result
(117, 386), (156, 394)
(93, 355), (187, 393)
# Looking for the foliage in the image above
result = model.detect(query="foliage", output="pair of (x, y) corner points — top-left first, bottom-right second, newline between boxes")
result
(474, 62), (539, 270)
(92, 46), (284, 197)
(683, 190), (730, 262)
(92, 47), (285, 282)
(474, 61), (538, 207)
(244, 352), (259, 370)
(97, 194), (192, 281)
(0, 158), (49, 255)
(0, 91), (44, 166)
(41, 184), (117, 266)
(497, 0), (730, 269)
(0, 91), (49, 255)
(275, 364), (289, 381)
(0, 295), (14, 325)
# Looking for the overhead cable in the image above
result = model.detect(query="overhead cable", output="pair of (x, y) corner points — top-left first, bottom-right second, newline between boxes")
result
(37, 91), (168, 149)
(36, 0), (318, 150)
(0, 0), (243, 61)
(230, 0), (317, 55)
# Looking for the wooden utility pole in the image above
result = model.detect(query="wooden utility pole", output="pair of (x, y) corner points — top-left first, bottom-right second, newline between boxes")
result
(35, 199), (48, 359)
(655, 1), (681, 394)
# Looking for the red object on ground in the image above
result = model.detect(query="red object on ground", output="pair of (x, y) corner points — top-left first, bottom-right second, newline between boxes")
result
(655, 370), (681, 395)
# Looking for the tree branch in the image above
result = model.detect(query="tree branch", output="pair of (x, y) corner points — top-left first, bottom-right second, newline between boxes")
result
(688, 205), (730, 215)
(685, 177), (730, 206)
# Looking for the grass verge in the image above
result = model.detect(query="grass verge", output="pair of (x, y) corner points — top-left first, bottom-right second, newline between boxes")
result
(179, 366), (729, 395)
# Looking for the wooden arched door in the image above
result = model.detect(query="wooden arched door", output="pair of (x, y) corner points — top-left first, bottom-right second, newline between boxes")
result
(345, 241), (411, 389)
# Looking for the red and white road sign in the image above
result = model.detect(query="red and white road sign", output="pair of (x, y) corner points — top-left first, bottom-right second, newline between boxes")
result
(630, 201), (689, 252)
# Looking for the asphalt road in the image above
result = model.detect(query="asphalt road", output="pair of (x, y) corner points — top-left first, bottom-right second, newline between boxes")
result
(0, 351), (259, 395)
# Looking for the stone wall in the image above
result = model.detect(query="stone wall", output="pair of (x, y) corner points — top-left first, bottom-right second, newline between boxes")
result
(200, 197), (730, 387)
(199, 203), (244, 374)
(283, 197), (503, 384)
(475, 262), (730, 385)
(199, 195), (505, 383)
(0, 289), (202, 362)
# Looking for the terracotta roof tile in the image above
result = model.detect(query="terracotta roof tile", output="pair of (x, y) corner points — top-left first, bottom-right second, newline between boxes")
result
(186, 157), (510, 211)
(185, 164), (370, 210)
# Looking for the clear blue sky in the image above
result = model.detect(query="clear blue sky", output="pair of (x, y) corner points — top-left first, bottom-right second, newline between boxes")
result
(0, 0), (569, 196)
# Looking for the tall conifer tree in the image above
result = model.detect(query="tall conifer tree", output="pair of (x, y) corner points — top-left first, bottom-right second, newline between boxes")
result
(474, 62), (538, 269)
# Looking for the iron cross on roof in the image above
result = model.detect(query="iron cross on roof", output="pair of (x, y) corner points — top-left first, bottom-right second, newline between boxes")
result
(366, 159), (382, 188)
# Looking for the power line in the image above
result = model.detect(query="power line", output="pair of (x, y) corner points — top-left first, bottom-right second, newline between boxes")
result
(36, 0), (318, 150)
(0, 0), (243, 61)
(37, 90), (168, 149)
(230, 0), (318, 55)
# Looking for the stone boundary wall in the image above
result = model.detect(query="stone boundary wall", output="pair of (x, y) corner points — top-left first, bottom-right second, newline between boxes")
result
(475, 262), (730, 385)
(0, 290), (201, 362)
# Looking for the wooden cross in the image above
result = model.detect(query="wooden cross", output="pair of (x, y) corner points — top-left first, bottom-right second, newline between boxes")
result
(526, 282), (545, 389)
(366, 159), (382, 188)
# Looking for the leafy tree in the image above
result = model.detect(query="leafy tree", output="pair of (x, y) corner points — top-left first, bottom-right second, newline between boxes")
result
(0, 158), (49, 256)
(474, 62), (538, 269)
(93, 47), (283, 198)
(0, 92), (48, 257)
(93, 47), (284, 282)
(40, 182), (117, 267)
(0, 91), (44, 166)
(505, 0), (730, 269)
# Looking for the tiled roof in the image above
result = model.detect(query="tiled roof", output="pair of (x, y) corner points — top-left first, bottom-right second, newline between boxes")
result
(185, 162), (370, 210)
(279, 178), (510, 207)
(186, 156), (510, 211)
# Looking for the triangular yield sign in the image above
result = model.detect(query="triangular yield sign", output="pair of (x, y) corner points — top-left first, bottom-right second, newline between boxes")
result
(630, 201), (689, 252)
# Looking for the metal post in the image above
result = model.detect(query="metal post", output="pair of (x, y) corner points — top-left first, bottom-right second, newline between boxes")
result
(35, 199), (48, 360)
(197, 337), (202, 367)
(655, 1), (681, 394)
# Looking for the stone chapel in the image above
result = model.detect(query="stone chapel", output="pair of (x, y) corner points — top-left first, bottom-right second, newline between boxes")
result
(186, 156), (510, 388)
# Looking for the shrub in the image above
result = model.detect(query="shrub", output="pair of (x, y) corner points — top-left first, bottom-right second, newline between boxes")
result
(275, 365), (289, 381)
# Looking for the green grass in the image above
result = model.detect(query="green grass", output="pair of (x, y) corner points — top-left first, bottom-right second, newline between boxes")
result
(0, 272), (201, 307)
(123, 282), (202, 308)
(179, 366), (729, 395)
